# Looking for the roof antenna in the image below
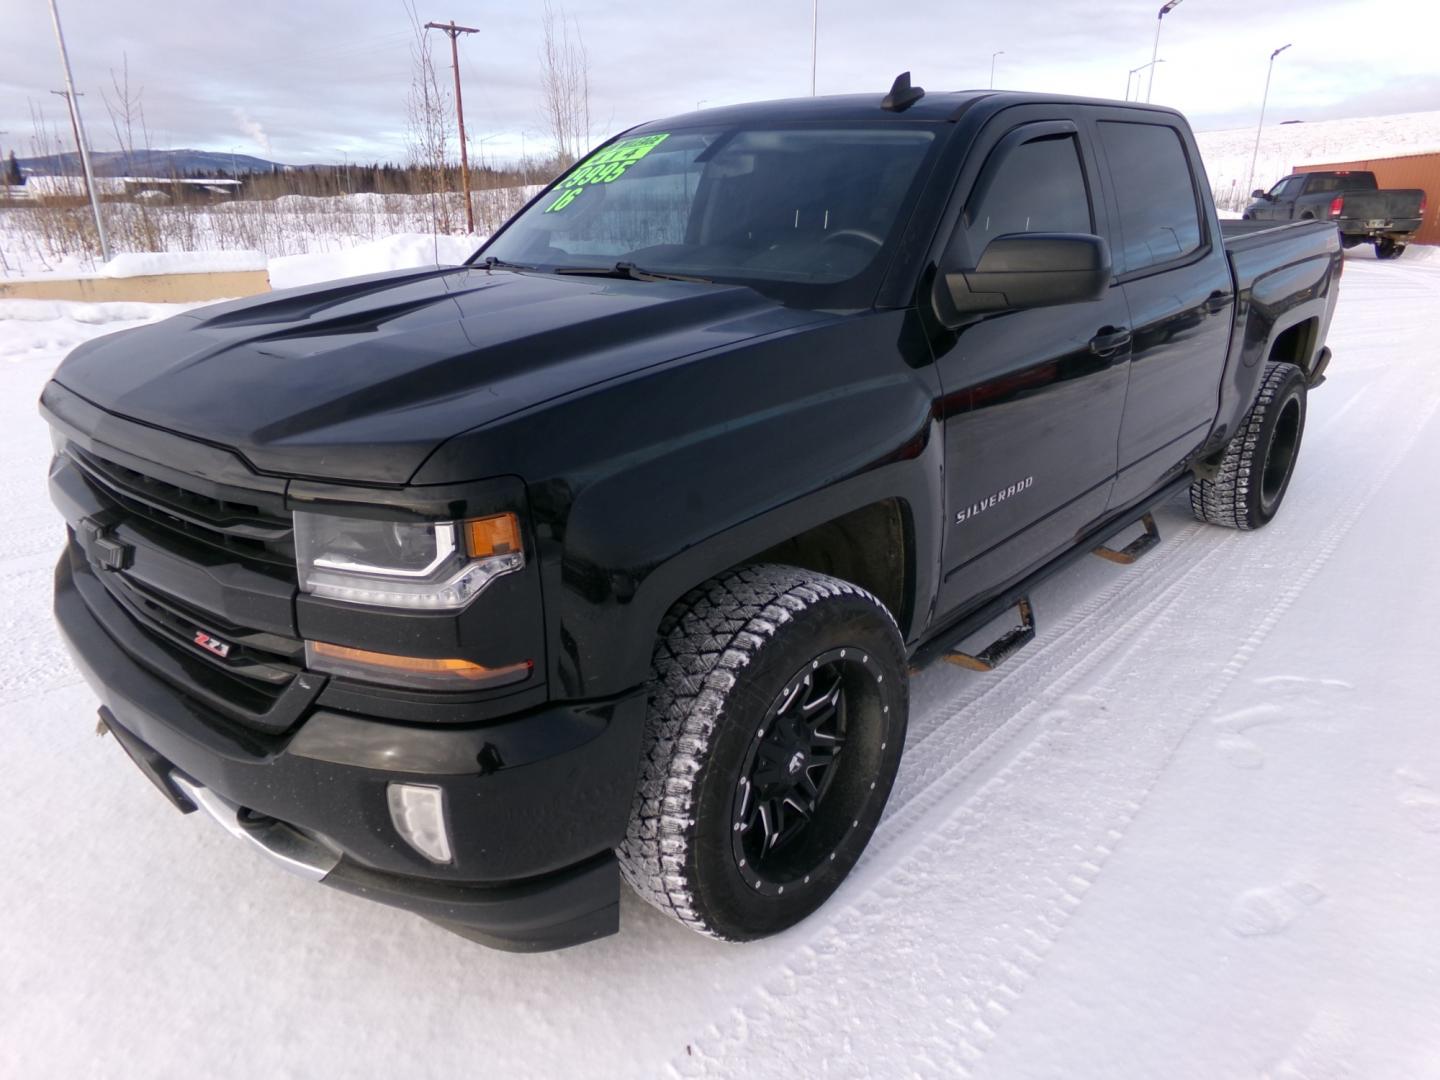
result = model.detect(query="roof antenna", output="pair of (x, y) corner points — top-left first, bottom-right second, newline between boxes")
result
(881, 71), (925, 112)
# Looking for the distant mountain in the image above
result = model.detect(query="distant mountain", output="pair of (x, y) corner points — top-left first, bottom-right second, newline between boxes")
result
(17, 148), (293, 177)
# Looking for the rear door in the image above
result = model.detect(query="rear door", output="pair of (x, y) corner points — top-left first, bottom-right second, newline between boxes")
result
(1091, 112), (1235, 508)
(932, 111), (1131, 616)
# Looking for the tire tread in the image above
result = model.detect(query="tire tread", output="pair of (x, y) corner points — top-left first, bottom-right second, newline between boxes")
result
(1189, 361), (1301, 530)
(617, 563), (896, 939)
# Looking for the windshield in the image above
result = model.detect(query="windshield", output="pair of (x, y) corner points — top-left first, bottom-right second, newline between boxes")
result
(478, 124), (939, 308)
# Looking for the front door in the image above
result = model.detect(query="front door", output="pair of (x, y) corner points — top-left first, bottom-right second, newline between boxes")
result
(933, 118), (1131, 618)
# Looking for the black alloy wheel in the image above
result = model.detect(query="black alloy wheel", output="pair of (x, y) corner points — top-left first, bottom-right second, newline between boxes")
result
(731, 648), (883, 895)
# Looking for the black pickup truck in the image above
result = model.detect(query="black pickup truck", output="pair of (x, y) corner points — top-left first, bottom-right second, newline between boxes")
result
(41, 78), (1341, 952)
(1245, 169), (1426, 259)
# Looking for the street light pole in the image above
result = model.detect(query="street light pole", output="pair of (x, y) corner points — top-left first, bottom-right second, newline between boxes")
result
(1146, 0), (1182, 104)
(990, 51), (1005, 90)
(1245, 44), (1293, 202)
(1127, 59), (1164, 101)
(810, 0), (819, 96)
(46, 0), (108, 261)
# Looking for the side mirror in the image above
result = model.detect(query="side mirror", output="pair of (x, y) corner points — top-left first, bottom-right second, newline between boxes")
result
(1251, 189), (1269, 199)
(933, 233), (1111, 325)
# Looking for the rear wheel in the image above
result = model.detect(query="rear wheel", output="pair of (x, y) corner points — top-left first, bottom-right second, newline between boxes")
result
(618, 564), (907, 941)
(1190, 361), (1307, 530)
(1375, 238), (1405, 260)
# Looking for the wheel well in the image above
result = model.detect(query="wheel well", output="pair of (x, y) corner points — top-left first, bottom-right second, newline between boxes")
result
(748, 499), (910, 630)
(1270, 318), (1319, 375)
(1300, 212), (1315, 220)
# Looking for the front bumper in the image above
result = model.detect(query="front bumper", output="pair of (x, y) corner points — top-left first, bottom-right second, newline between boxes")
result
(55, 549), (647, 952)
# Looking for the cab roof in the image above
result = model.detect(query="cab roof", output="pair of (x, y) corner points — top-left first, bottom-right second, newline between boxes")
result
(637, 89), (1185, 132)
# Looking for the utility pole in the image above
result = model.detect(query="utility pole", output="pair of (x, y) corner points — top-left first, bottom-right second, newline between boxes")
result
(47, 0), (109, 261)
(1146, 0), (1182, 104)
(989, 51), (1004, 90)
(1245, 44), (1293, 201)
(49, 90), (86, 192)
(425, 20), (479, 233)
(810, 0), (818, 96)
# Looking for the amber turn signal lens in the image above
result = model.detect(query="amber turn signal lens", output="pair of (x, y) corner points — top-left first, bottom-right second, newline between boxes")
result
(306, 640), (532, 690)
(463, 512), (522, 559)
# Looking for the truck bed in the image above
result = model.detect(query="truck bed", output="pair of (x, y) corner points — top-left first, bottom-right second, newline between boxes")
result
(1208, 217), (1341, 444)
(1219, 217), (1324, 244)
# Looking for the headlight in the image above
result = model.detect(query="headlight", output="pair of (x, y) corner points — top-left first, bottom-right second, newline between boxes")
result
(294, 510), (524, 610)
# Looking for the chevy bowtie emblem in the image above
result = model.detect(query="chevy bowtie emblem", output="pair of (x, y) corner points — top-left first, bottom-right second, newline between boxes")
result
(193, 631), (233, 659)
(80, 518), (132, 572)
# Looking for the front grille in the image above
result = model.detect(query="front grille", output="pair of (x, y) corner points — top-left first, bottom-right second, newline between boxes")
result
(69, 445), (296, 573)
(64, 444), (313, 731)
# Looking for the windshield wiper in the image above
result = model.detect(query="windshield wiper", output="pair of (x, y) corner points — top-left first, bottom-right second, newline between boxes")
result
(476, 255), (536, 272)
(553, 261), (712, 284)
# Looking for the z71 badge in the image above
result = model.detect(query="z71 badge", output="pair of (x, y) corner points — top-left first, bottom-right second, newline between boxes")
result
(956, 476), (1034, 526)
(193, 631), (233, 659)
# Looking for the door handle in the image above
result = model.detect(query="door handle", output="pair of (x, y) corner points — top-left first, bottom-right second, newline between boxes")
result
(1088, 327), (1132, 357)
(1204, 290), (1234, 314)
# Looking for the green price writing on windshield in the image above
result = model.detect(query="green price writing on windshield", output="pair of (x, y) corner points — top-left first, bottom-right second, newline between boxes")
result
(544, 133), (670, 213)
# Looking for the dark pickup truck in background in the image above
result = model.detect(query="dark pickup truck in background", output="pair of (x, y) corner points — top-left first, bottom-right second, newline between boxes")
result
(1245, 169), (1426, 258)
(42, 77), (1341, 952)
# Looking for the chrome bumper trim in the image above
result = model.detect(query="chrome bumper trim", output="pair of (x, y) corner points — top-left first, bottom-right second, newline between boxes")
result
(170, 773), (342, 883)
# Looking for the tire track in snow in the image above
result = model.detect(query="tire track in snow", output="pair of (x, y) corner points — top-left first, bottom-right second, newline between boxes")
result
(669, 262), (1440, 1079)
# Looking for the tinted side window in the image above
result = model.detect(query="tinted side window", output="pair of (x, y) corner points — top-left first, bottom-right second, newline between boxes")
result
(965, 134), (1092, 255)
(1272, 177), (1304, 198)
(1097, 121), (1203, 274)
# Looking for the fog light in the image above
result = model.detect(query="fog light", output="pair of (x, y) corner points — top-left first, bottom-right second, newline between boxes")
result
(386, 783), (453, 864)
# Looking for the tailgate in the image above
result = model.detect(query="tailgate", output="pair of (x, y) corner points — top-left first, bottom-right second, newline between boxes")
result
(1339, 190), (1423, 222)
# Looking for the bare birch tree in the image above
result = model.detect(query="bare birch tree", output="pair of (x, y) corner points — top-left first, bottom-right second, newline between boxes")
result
(404, 0), (454, 234)
(102, 56), (166, 251)
(540, 1), (591, 167)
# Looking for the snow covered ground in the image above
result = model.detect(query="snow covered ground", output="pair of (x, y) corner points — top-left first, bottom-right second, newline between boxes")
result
(2, 249), (1440, 1078)
(0, 188), (534, 279)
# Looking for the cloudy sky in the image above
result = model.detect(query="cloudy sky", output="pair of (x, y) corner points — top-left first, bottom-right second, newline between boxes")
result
(3, 0), (1436, 166)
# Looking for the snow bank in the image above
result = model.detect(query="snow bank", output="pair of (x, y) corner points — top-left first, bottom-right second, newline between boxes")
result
(0, 299), (185, 326)
(0, 299), (193, 362)
(268, 232), (481, 289)
(101, 250), (266, 278)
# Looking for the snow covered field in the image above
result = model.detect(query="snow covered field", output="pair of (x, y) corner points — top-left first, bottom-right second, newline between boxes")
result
(0, 188), (535, 279)
(4, 109), (1438, 276)
(2, 249), (1440, 1079)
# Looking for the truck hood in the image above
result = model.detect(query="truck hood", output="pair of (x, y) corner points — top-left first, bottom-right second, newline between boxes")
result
(52, 265), (818, 484)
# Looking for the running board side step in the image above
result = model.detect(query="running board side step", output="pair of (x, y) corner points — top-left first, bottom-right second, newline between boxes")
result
(1093, 513), (1160, 565)
(943, 597), (1035, 672)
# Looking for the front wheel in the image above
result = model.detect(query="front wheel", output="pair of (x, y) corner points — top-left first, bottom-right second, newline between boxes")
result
(1190, 361), (1307, 530)
(618, 564), (908, 941)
